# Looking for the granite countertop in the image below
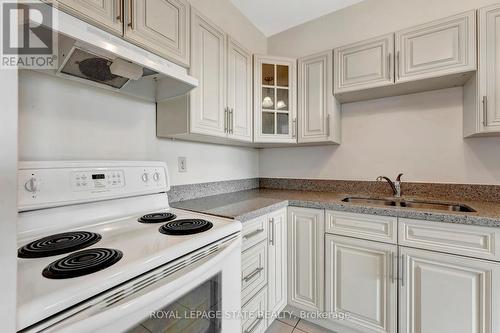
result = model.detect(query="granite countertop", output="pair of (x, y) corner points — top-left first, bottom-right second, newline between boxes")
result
(171, 189), (500, 228)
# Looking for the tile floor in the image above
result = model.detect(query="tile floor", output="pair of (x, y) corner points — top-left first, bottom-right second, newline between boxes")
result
(265, 313), (336, 333)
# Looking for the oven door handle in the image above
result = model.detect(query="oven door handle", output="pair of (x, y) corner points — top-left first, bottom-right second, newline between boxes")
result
(33, 234), (241, 333)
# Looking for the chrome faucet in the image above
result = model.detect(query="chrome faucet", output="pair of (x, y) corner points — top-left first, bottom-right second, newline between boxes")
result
(376, 173), (403, 197)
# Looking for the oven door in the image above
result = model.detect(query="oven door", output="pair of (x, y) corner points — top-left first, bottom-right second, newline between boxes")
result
(29, 234), (241, 333)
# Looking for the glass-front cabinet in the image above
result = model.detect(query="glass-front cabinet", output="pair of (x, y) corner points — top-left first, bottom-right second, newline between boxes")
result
(254, 55), (297, 143)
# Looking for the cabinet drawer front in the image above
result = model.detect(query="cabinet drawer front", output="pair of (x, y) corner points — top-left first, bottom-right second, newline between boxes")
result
(242, 216), (268, 252)
(396, 11), (476, 82)
(241, 287), (267, 333)
(241, 240), (268, 304)
(399, 218), (500, 261)
(326, 211), (397, 244)
(334, 34), (394, 94)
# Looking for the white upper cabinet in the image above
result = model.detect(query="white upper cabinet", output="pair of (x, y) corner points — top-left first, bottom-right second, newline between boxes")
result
(52, 0), (123, 35)
(395, 11), (476, 83)
(400, 247), (500, 333)
(189, 9), (227, 138)
(254, 55), (297, 143)
(227, 38), (253, 142)
(298, 51), (340, 144)
(326, 234), (397, 333)
(334, 34), (394, 94)
(464, 4), (500, 137)
(287, 207), (324, 312)
(124, 0), (190, 67)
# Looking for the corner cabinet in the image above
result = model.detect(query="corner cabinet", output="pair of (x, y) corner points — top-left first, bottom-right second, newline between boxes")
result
(464, 4), (500, 137)
(298, 51), (340, 144)
(157, 9), (253, 144)
(287, 207), (324, 313)
(254, 55), (297, 143)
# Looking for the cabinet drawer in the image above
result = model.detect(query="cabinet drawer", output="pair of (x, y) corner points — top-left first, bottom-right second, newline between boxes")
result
(241, 240), (268, 304)
(242, 215), (268, 252)
(399, 218), (500, 261)
(326, 211), (397, 244)
(241, 287), (267, 333)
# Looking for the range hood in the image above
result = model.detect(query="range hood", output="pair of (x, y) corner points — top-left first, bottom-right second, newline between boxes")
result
(37, 3), (198, 102)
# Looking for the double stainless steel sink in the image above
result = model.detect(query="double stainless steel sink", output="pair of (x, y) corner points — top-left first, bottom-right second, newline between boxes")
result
(342, 196), (476, 212)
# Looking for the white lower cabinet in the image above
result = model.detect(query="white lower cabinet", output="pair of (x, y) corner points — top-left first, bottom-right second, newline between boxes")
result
(325, 234), (397, 333)
(240, 208), (287, 332)
(399, 247), (500, 333)
(267, 208), (287, 315)
(287, 207), (324, 312)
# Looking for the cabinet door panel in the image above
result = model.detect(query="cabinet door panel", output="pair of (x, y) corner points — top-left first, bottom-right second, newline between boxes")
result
(400, 247), (500, 333)
(190, 10), (226, 137)
(326, 235), (397, 333)
(396, 11), (476, 82)
(227, 38), (252, 142)
(124, 0), (190, 66)
(298, 51), (338, 143)
(54, 0), (122, 34)
(480, 4), (500, 132)
(334, 34), (394, 93)
(267, 209), (287, 314)
(287, 207), (324, 312)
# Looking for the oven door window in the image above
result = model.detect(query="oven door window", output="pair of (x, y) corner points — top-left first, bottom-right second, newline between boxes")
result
(127, 273), (222, 333)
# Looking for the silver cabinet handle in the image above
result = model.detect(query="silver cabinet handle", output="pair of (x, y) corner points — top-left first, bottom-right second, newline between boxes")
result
(116, 0), (122, 22)
(224, 107), (228, 133)
(243, 228), (264, 240)
(388, 53), (392, 80)
(244, 316), (264, 333)
(229, 108), (234, 134)
(269, 217), (275, 246)
(390, 253), (395, 284)
(483, 96), (488, 127)
(400, 254), (405, 287)
(326, 114), (330, 137)
(128, 0), (133, 28)
(396, 51), (400, 80)
(242, 267), (263, 282)
(292, 118), (297, 138)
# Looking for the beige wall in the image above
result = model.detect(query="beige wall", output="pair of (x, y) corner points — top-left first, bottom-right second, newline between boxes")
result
(190, 0), (267, 53)
(267, 0), (498, 57)
(260, 0), (500, 185)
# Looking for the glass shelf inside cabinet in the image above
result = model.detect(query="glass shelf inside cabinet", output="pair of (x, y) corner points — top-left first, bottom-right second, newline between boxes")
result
(260, 62), (290, 136)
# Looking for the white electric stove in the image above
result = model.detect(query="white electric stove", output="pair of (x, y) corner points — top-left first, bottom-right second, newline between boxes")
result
(17, 161), (242, 333)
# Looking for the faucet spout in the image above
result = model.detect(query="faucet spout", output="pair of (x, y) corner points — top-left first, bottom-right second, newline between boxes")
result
(376, 176), (398, 196)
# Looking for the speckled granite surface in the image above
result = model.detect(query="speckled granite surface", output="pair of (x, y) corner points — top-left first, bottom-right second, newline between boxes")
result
(168, 178), (259, 203)
(260, 178), (500, 203)
(171, 189), (500, 228)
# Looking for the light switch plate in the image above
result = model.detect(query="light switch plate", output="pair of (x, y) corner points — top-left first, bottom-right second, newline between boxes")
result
(178, 157), (187, 173)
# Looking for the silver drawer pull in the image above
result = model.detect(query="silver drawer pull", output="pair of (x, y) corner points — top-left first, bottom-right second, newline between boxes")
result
(243, 228), (264, 240)
(242, 267), (263, 282)
(244, 316), (263, 333)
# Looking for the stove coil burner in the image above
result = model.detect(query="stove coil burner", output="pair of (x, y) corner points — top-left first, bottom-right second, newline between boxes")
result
(138, 212), (177, 224)
(42, 248), (123, 279)
(18, 231), (102, 258)
(159, 219), (213, 235)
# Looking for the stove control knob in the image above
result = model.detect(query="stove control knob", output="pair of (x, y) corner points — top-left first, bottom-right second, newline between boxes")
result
(153, 172), (160, 182)
(141, 173), (149, 183)
(25, 177), (40, 193)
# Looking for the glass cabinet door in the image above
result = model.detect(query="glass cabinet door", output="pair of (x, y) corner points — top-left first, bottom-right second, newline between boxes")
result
(254, 56), (296, 143)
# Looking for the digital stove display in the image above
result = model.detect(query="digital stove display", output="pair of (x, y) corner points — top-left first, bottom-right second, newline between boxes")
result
(92, 174), (105, 180)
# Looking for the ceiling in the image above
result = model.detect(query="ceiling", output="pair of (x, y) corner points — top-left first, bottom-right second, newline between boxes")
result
(230, 0), (364, 37)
